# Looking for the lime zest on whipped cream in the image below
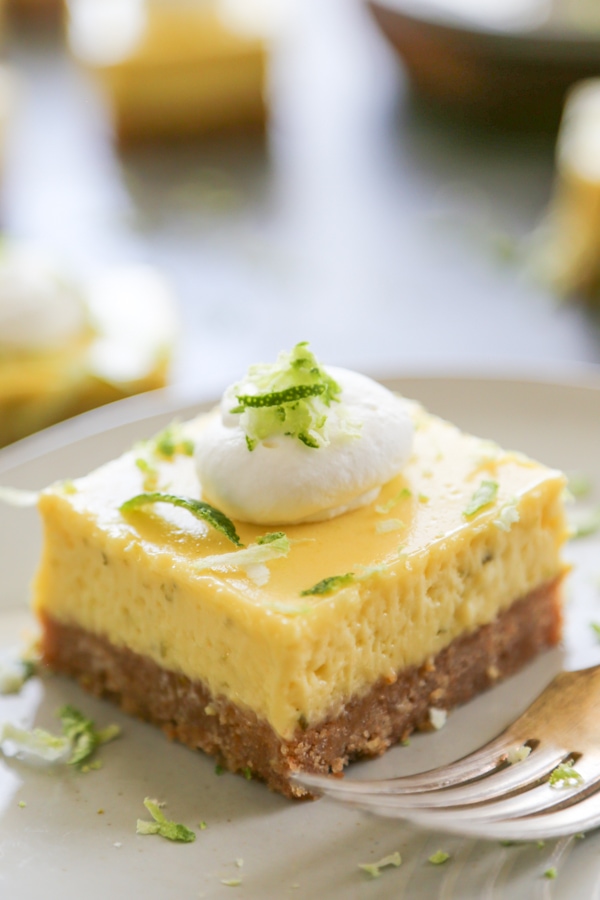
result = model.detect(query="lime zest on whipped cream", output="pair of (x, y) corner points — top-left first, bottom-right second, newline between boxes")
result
(120, 492), (243, 547)
(232, 383), (327, 410)
(229, 342), (343, 450)
(136, 797), (196, 843)
(463, 480), (499, 518)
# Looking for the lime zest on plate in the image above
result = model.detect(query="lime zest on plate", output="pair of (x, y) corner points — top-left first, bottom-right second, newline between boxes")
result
(0, 654), (35, 695)
(358, 851), (402, 878)
(1, 706), (120, 767)
(569, 507), (600, 539)
(58, 705), (120, 768)
(0, 722), (71, 762)
(136, 797), (196, 843)
(428, 850), (450, 865)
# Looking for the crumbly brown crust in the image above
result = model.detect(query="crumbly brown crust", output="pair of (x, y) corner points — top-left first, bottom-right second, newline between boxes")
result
(39, 577), (563, 798)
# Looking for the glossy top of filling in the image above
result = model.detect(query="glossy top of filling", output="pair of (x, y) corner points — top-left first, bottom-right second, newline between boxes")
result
(43, 402), (565, 607)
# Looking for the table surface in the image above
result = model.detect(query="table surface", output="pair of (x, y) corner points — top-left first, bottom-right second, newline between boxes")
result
(3, 0), (600, 398)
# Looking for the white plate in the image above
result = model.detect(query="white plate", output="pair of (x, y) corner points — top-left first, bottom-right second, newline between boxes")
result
(1, 375), (600, 900)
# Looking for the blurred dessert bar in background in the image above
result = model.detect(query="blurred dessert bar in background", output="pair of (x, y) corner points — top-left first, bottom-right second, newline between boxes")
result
(0, 63), (18, 176)
(534, 79), (600, 302)
(0, 244), (178, 447)
(66, 0), (268, 144)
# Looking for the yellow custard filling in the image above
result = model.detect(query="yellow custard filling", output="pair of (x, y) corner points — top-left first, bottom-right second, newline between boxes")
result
(33, 402), (568, 739)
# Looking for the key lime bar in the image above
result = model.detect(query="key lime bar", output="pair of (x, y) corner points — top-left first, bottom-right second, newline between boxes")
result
(67, 0), (267, 144)
(33, 401), (567, 797)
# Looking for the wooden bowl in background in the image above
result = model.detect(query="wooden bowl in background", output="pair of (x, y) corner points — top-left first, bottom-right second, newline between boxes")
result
(368, 0), (600, 130)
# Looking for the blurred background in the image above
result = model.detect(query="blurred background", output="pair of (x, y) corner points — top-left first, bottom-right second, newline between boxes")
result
(2, 0), (600, 435)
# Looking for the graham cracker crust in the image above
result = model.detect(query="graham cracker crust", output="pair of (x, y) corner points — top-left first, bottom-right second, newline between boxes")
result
(38, 576), (563, 798)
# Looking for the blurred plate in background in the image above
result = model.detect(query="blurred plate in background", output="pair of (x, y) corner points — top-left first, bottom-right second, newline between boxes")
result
(368, 0), (600, 129)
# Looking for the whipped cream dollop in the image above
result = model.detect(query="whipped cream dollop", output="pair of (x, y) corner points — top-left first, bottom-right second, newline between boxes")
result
(0, 246), (88, 353)
(195, 346), (414, 525)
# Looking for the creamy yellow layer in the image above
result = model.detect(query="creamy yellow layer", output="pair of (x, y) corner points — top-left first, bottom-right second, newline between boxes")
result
(33, 403), (568, 739)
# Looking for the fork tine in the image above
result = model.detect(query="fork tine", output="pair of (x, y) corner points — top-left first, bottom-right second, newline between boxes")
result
(292, 741), (567, 801)
(293, 744), (567, 807)
(340, 760), (600, 822)
(292, 733), (515, 798)
(295, 759), (600, 841)
(437, 760), (600, 822)
(441, 774), (600, 823)
(373, 787), (600, 842)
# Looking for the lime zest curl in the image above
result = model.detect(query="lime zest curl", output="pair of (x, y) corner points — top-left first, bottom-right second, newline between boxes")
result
(120, 492), (243, 547)
(300, 572), (355, 596)
(233, 383), (326, 410)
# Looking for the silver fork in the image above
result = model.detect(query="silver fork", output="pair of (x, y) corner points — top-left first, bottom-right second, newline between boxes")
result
(291, 665), (600, 841)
